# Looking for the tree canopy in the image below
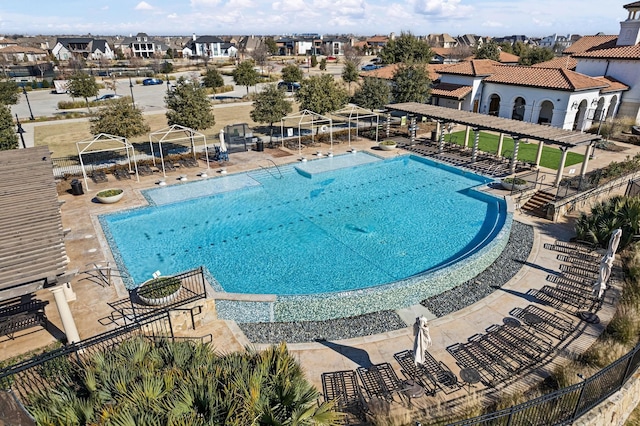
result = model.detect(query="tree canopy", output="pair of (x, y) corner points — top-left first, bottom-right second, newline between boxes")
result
(379, 32), (433, 64)
(392, 63), (431, 104)
(0, 79), (19, 105)
(517, 45), (556, 66)
(165, 77), (215, 130)
(250, 84), (292, 142)
(232, 60), (260, 94)
(281, 63), (303, 83)
(341, 60), (359, 93)
(475, 41), (501, 61)
(0, 105), (18, 150)
(352, 77), (391, 111)
(294, 74), (349, 115)
(203, 68), (224, 88)
(90, 98), (150, 138)
(264, 37), (278, 55)
(67, 71), (99, 112)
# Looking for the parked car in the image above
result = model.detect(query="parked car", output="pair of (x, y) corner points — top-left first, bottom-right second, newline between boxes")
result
(326, 56), (337, 61)
(95, 94), (123, 102)
(361, 64), (381, 71)
(278, 81), (301, 92)
(143, 78), (163, 86)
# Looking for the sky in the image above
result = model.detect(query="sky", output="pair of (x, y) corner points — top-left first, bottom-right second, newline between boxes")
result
(0, 0), (629, 38)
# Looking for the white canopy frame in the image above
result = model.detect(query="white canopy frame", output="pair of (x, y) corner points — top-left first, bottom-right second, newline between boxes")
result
(279, 109), (333, 157)
(76, 133), (140, 192)
(149, 124), (209, 177)
(331, 105), (381, 148)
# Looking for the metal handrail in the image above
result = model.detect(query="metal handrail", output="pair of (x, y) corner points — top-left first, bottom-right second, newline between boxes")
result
(260, 159), (283, 179)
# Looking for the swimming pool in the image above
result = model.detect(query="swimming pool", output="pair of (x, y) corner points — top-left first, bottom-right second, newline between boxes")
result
(100, 152), (511, 321)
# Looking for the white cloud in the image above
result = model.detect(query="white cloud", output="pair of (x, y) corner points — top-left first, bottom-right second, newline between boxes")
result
(413, 0), (472, 18)
(532, 17), (552, 27)
(135, 1), (154, 11)
(101, 6), (109, 11)
(482, 20), (503, 28)
(167, 13), (178, 19)
(272, 0), (308, 13)
(190, 0), (222, 6)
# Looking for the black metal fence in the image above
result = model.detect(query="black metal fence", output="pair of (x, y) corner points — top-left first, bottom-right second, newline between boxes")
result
(447, 341), (640, 425)
(0, 268), (209, 402)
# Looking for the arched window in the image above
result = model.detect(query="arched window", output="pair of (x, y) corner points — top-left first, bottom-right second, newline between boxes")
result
(538, 101), (554, 125)
(511, 97), (526, 121)
(488, 94), (500, 116)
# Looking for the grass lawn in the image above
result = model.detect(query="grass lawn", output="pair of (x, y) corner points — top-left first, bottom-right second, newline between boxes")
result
(444, 130), (584, 170)
(34, 103), (278, 158)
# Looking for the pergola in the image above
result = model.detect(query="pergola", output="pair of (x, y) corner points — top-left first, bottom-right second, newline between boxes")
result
(387, 102), (602, 185)
(330, 105), (382, 148)
(77, 133), (140, 191)
(149, 124), (209, 177)
(280, 109), (333, 157)
(0, 146), (80, 343)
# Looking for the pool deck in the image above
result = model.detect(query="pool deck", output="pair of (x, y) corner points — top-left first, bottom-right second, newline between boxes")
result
(2, 136), (639, 414)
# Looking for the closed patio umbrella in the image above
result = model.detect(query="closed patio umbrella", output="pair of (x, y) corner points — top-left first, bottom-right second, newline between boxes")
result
(413, 316), (432, 365)
(593, 254), (614, 299)
(606, 228), (622, 259)
(219, 129), (227, 153)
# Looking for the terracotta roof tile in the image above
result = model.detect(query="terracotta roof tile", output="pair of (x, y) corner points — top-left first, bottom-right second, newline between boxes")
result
(572, 43), (640, 59)
(532, 56), (578, 70)
(430, 83), (473, 99)
(0, 45), (46, 54)
(498, 51), (520, 63)
(484, 65), (608, 91)
(592, 75), (630, 93)
(562, 35), (618, 54)
(439, 59), (501, 76)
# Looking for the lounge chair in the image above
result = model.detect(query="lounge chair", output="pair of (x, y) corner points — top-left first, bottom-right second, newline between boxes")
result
(321, 370), (366, 423)
(89, 169), (108, 183)
(114, 167), (131, 180)
(138, 164), (154, 176)
(356, 362), (404, 403)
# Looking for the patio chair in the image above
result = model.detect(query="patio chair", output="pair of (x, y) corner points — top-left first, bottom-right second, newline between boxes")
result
(89, 169), (108, 183)
(394, 349), (459, 394)
(510, 305), (576, 341)
(356, 362), (404, 403)
(531, 285), (593, 314)
(467, 334), (523, 374)
(321, 370), (367, 423)
(393, 350), (437, 395)
(138, 164), (154, 176)
(447, 341), (510, 387)
(179, 157), (199, 168)
(113, 167), (131, 180)
(483, 325), (546, 365)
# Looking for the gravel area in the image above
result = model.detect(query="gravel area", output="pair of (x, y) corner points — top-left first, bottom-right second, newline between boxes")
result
(239, 221), (534, 344)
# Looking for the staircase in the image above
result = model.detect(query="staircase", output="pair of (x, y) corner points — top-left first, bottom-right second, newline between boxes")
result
(520, 190), (556, 219)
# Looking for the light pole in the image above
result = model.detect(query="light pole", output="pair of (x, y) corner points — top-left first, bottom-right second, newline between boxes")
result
(166, 72), (170, 93)
(15, 114), (26, 149)
(128, 76), (135, 107)
(22, 87), (34, 120)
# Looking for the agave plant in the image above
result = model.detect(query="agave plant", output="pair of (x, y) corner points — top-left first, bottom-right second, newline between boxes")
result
(575, 195), (640, 250)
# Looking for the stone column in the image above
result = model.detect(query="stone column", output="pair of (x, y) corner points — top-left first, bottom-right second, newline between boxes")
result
(471, 128), (480, 163)
(409, 115), (417, 145)
(464, 126), (471, 148)
(580, 143), (593, 177)
(50, 286), (80, 344)
(510, 136), (520, 174)
(535, 141), (545, 167)
(496, 133), (505, 158)
(438, 121), (446, 153)
(385, 113), (391, 139)
(555, 146), (569, 186)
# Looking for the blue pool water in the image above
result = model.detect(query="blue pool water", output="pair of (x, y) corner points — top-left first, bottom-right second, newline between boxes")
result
(101, 153), (506, 296)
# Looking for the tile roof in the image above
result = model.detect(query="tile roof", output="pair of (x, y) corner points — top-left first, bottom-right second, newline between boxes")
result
(430, 83), (473, 99)
(532, 56), (578, 70)
(499, 51), (520, 63)
(438, 59), (501, 76)
(562, 35), (618, 54)
(484, 65), (608, 91)
(0, 46), (46, 54)
(572, 43), (640, 59)
(592, 75), (630, 93)
(625, 1), (640, 7)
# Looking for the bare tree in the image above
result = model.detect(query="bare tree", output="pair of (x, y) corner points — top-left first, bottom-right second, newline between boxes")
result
(35, 61), (49, 80)
(343, 44), (364, 67)
(129, 56), (144, 76)
(249, 42), (269, 74)
(448, 44), (473, 61)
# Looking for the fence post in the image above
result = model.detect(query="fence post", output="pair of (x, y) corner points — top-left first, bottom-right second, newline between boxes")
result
(571, 377), (587, 420)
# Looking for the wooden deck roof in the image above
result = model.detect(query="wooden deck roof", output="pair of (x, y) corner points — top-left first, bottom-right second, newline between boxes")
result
(0, 147), (68, 300)
(386, 103), (600, 147)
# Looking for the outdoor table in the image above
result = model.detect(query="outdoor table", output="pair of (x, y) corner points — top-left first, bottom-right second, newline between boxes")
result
(522, 312), (544, 329)
(459, 368), (481, 393)
(401, 379), (424, 398)
(503, 317), (521, 327)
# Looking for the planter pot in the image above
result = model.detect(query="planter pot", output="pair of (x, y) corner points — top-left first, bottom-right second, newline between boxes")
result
(379, 142), (397, 151)
(137, 277), (182, 306)
(96, 189), (124, 204)
(501, 181), (528, 191)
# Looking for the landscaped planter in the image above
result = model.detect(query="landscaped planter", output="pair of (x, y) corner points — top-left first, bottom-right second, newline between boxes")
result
(96, 188), (124, 204)
(501, 178), (528, 191)
(379, 140), (397, 151)
(137, 276), (182, 306)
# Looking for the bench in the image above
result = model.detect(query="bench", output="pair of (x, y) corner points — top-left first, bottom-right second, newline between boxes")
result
(0, 300), (49, 340)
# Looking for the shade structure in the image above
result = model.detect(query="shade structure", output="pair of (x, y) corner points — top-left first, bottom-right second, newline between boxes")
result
(413, 316), (432, 365)
(607, 228), (622, 259)
(593, 254), (614, 299)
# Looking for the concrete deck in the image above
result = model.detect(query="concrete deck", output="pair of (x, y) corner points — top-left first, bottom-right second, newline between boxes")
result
(1, 133), (638, 419)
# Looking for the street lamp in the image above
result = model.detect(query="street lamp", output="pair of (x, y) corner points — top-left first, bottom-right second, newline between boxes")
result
(22, 87), (34, 120)
(128, 76), (135, 107)
(166, 72), (170, 93)
(15, 114), (26, 149)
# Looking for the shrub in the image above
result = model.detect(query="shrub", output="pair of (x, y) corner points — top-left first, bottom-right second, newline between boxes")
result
(96, 188), (123, 198)
(574, 195), (640, 249)
(137, 276), (181, 299)
(503, 177), (527, 185)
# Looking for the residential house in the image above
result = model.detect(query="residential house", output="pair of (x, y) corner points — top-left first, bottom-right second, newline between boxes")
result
(319, 35), (350, 56)
(119, 33), (163, 58)
(237, 35), (263, 60)
(52, 37), (114, 60)
(0, 38), (17, 49)
(363, 35), (391, 55)
(187, 35), (237, 59)
(426, 33), (458, 48)
(0, 46), (48, 63)
(455, 34), (487, 48)
(538, 33), (578, 52)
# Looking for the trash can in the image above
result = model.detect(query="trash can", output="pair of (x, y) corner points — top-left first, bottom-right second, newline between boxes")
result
(70, 179), (83, 196)
(256, 139), (264, 152)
